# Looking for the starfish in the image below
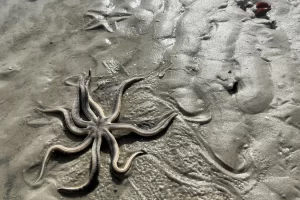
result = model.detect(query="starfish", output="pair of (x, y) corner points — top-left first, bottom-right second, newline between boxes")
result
(84, 10), (132, 32)
(35, 70), (177, 193)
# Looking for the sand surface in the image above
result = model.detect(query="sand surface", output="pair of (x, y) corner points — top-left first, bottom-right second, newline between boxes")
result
(2, 0), (300, 199)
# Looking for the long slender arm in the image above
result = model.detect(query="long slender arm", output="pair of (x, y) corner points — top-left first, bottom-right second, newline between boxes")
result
(84, 70), (106, 118)
(35, 136), (93, 183)
(96, 133), (102, 167)
(86, 85), (106, 118)
(57, 138), (99, 192)
(37, 107), (89, 136)
(79, 77), (98, 122)
(103, 129), (143, 173)
(108, 77), (144, 122)
(109, 112), (177, 137)
(71, 82), (92, 127)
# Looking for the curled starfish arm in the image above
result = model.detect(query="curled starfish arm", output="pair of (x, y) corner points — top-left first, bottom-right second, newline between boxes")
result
(79, 77), (98, 122)
(35, 136), (94, 183)
(71, 85), (92, 127)
(64, 74), (92, 127)
(103, 129), (143, 173)
(108, 77), (144, 122)
(84, 70), (106, 118)
(37, 107), (89, 136)
(86, 85), (106, 118)
(112, 151), (144, 173)
(109, 112), (178, 137)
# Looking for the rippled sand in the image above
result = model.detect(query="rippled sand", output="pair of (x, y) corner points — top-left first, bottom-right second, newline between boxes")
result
(2, 0), (300, 199)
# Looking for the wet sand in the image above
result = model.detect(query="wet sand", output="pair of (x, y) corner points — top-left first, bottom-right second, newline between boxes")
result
(2, 0), (300, 199)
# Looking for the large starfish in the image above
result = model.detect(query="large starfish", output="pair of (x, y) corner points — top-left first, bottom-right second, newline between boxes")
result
(35, 70), (177, 193)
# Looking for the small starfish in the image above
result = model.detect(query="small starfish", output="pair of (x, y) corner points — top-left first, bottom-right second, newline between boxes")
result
(84, 10), (132, 32)
(35, 70), (177, 193)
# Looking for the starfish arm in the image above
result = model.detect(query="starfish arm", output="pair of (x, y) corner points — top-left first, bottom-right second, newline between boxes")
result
(182, 114), (212, 123)
(108, 77), (144, 122)
(84, 10), (103, 17)
(84, 70), (106, 118)
(79, 77), (98, 122)
(64, 74), (91, 127)
(57, 138), (99, 192)
(103, 129), (143, 173)
(37, 107), (89, 136)
(84, 12), (114, 32)
(85, 20), (114, 32)
(35, 136), (94, 183)
(86, 85), (106, 118)
(109, 112), (178, 137)
(96, 133), (102, 167)
(71, 84), (92, 127)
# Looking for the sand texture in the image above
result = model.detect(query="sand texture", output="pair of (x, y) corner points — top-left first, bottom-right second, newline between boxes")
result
(1, 0), (300, 199)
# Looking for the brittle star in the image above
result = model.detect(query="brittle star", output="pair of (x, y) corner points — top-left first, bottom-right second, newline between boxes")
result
(35, 70), (177, 193)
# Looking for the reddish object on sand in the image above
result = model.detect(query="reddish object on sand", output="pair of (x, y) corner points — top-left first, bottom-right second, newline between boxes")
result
(253, 2), (271, 17)
(256, 2), (271, 9)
